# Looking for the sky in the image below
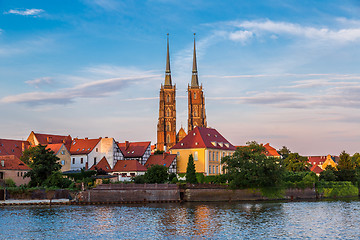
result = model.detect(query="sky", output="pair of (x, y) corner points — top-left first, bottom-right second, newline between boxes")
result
(1, 0), (360, 156)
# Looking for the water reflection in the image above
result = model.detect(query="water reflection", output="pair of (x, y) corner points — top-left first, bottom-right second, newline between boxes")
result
(1, 201), (360, 239)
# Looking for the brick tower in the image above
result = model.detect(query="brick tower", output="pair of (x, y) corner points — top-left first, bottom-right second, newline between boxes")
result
(157, 34), (176, 151)
(188, 34), (207, 133)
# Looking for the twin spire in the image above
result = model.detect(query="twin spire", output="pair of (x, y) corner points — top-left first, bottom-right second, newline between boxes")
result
(164, 33), (199, 87)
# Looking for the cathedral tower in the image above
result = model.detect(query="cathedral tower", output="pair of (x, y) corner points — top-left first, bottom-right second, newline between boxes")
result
(157, 34), (176, 151)
(188, 34), (207, 133)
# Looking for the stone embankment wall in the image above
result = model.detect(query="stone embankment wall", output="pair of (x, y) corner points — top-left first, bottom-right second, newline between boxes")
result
(78, 183), (180, 203)
(183, 187), (316, 202)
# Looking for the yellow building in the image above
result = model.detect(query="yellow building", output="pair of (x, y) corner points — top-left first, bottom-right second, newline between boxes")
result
(322, 154), (338, 170)
(170, 127), (235, 175)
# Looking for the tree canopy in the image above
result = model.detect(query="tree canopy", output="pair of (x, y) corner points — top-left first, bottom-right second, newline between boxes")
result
(278, 146), (291, 159)
(283, 153), (311, 172)
(222, 141), (285, 189)
(21, 145), (70, 187)
(144, 164), (169, 183)
(186, 154), (197, 184)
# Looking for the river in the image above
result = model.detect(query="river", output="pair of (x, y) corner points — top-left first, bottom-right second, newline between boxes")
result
(1, 200), (360, 239)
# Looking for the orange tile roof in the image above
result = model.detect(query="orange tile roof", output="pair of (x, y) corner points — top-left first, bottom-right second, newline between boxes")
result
(90, 156), (112, 172)
(46, 143), (64, 155)
(0, 138), (30, 158)
(0, 155), (31, 170)
(118, 141), (151, 158)
(30, 132), (72, 151)
(310, 164), (323, 174)
(145, 153), (177, 168)
(113, 160), (147, 172)
(263, 143), (280, 157)
(70, 138), (101, 155)
(171, 127), (236, 150)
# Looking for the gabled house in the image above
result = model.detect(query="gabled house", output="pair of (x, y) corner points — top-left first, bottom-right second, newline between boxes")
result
(47, 143), (71, 172)
(70, 137), (123, 170)
(263, 143), (281, 158)
(145, 153), (177, 173)
(27, 131), (72, 151)
(0, 139), (30, 159)
(112, 160), (147, 181)
(90, 156), (112, 173)
(0, 155), (30, 186)
(117, 141), (151, 165)
(310, 165), (323, 176)
(170, 127), (236, 176)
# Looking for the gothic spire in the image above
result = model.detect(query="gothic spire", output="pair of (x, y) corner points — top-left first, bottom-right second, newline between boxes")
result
(164, 33), (172, 86)
(191, 33), (199, 87)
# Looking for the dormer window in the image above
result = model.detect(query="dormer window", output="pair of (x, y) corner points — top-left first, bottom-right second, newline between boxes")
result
(77, 148), (80, 151)
(82, 148), (85, 151)
(73, 141), (76, 145)
(208, 134), (210, 136)
(193, 133), (196, 136)
(132, 151), (135, 153)
(181, 143), (184, 146)
(215, 135), (218, 137)
(211, 142), (216, 146)
(88, 148), (91, 151)
(218, 142), (223, 147)
(195, 142), (198, 146)
(224, 143), (229, 148)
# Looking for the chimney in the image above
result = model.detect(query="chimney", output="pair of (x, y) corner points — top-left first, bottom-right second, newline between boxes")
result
(1, 160), (4, 167)
(85, 162), (88, 170)
(125, 141), (130, 150)
(85, 137), (88, 140)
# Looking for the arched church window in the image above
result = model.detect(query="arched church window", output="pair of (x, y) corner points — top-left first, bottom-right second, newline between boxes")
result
(166, 122), (171, 131)
(166, 109), (170, 117)
(167, 95), (170, 103)
(194, 92), (196, 99)
(167, 134), (171, 143)
(194, 109), (198, 117)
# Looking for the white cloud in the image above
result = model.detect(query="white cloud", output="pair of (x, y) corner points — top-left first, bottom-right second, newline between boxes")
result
(228, 19), (360, 44)
(1, 75), (159, 105)
(25, 77), (54, 88)
(229, 30), (253, 43)
(5, 9), (44, 16)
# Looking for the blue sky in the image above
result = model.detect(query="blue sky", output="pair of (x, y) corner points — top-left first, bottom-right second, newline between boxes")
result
(1, 0), (360, 155)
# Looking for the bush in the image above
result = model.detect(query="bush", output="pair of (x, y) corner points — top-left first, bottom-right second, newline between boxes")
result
(5, 179), (16, 187)
(168, 173), (177, 182)
(144, 165), (169, 183)
(43, 171), (73, 188)
(317, 181), (359, 198)
(133, 175), (146, 184)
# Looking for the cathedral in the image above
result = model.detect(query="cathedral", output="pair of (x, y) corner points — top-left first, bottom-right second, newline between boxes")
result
(157, 34), (207, 151)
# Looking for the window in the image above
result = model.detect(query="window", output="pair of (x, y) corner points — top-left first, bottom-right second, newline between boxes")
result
(177, 152), (180, 157)
(209, 151), (211, 161)
(212, 152), (215, 161)
(167, 134), (171, 144)
(130, 173), (135, 177)
(72, 158), (75, 164)
(194, 151), (198, 161)
(216, 166), (218, 174)
(167, 95), (170, 102)
(94, 157), (97, 165)
(121, 173), (127, 177)
(209, 165), (211, 174)
(96, 148), (98, 152)
(61, 160), (65, 165)
(81, 158), (83, 164)
(166, 109), (170, 117)
(61, 150), (65, 155)
(166, 122), (171, 131)
(194, 109), (198, 117)
(194, 92), (196, 99)
(213, 166), (215, 174)
(0, 172), (3, 179)
(17, 172), (20, 177)
(216, 152), (219, 161)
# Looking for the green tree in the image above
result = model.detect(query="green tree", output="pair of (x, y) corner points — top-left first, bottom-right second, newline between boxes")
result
(319, 166), (337, 181)
(21, 145), (64, 187)
(153, 149), (165, 155)
(144, 164), (169, 183)
(278, 146), (291, 159)
(222, 141), (285, 188)
(337, 151), (356, 182)
(186, 154), (197, 184)
(283, 153), (311, 172)
(351, 153), (360, 168)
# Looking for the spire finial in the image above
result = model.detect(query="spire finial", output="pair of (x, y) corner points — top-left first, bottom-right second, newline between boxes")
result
(164, 33), (172, 86)
(191, 33), (199, 87)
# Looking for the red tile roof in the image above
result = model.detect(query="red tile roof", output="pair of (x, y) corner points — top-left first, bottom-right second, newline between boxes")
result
(113, 160), (147, 172)
(310, 164), (323, 174)
(263, 143), (280, 157)
(46, 143), (64, 155)
(30, 132), (72, 151)
(171, 127), (236, 150)
(307, 156), (327, 165)
(145, 153), (177, 168)
(118, 141), (151, 158)
(0, 139), (30, 158)
(90, 156), (112, 172)
(70, 138), (101, 155)
(0, 155), (31, 170)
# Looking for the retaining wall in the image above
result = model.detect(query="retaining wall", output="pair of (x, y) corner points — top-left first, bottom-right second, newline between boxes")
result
(79, 183), (180, 203)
